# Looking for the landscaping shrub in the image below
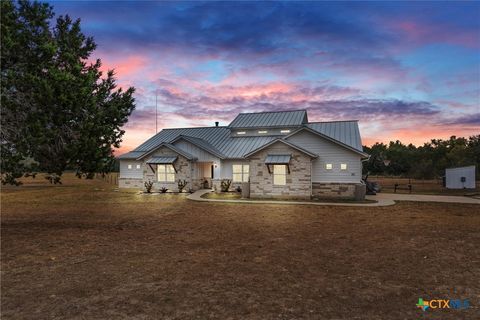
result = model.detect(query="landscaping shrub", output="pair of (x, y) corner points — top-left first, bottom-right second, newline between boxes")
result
(160, 187), (168, 193)
(235, 186), (242, 193)
(178, 179), (188, 192)
(220, 179), (231, 192)
(144, 180), (154, 193)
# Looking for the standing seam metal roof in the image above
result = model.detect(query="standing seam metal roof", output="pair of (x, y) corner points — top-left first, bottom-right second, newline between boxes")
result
(229, 110), (308, 128)
(118, 111), (363, 160)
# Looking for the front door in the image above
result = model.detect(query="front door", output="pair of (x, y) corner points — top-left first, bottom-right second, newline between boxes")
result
(211, 165), (214, 179)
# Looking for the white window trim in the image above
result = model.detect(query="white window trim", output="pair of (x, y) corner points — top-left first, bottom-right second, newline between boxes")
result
(232, 164), (249, 182)
(325, 163), (333, 170)
(340, 163), (348, 170)
(136, 164), (141, 170)
(157, 164), (176, 182)
(273, 164), (287, 186)
(127, 164), (132, 170)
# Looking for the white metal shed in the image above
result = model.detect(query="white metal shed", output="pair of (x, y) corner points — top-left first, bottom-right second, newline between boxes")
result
(445, 165), (476, 189)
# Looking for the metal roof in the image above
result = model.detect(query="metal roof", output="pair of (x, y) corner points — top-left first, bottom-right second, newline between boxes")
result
(306, 121), (363, 152)
(118, 111), (364, 160)
(117, 151), (147, 160)
(146, 156), (177, 164)
(130, 126), (278, 159)
(265, 154), (291, 164)
(136, 143), (196, 160)
(229, 110), (308, 128)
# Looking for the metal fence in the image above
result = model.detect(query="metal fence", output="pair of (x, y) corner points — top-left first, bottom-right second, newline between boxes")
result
(367, 175), (479, 193)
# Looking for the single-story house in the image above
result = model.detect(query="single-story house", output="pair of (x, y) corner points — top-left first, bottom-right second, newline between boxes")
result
(118, 110), (369, 199)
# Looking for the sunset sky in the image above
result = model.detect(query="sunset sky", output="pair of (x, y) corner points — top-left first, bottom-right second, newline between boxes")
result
(50, 1), (480, 153)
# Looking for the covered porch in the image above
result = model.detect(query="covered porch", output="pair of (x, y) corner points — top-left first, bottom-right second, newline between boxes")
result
(191, 161), (216, 190)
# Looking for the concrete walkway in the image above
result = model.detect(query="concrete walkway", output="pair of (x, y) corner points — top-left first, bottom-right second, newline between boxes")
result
(187, 189), (480, 207)
(187, 189), (395, 207)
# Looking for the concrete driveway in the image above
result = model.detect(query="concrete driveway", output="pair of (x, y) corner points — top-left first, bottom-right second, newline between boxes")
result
(369, 192), (480, 204)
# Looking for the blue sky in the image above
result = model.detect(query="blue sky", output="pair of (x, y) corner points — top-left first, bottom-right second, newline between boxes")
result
(49, 1), (480, 151)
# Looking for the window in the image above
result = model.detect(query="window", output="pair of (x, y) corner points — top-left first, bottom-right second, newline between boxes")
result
(280, 129), (291, 133)
(232, 164), (249, 182)
(157, 164), (175, 182)
(127, 164), (132, 170)
(340, 163), (347, 170)
(258, 130), (268, 134)
(237, 131), (246, 135)
(325, 163), (333, 170)
(273, 165), (287, 185)
(136, 164), (141, 170)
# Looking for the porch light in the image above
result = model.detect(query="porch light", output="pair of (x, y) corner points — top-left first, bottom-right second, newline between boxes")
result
(237, 131), (246, 135)
(258, 130), (268, 134)
(280, 129), (290, 133)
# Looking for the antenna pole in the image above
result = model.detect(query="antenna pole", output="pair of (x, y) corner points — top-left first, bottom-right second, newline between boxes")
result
(155, 92), (158, 133)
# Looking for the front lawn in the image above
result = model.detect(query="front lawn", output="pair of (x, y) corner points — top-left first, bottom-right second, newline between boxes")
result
(1, 174), (479, 319)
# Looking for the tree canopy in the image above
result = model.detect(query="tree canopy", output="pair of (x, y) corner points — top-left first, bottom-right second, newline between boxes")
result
(1, 0), (136, 184)
(363, 135), (480, 179)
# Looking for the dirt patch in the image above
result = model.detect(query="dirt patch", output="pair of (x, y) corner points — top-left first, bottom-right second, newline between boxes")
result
(1, 174), (479, 319)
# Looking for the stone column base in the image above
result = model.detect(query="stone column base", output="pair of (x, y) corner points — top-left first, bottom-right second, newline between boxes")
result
(312, 182), (360, 199)
(119, 178), (143, 189)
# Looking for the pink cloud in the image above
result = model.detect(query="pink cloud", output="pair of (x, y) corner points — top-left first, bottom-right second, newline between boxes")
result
(390, 20), (480, 49)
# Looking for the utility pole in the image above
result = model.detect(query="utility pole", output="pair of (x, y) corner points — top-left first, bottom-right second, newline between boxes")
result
(155, 92), (158, 133)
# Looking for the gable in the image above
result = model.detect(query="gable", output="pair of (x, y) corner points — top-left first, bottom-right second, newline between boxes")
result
(172, 139), (221, 162)
(244, 139), (318, 158)
(286, 129), (365, 158)
(286, 127), (368, 157)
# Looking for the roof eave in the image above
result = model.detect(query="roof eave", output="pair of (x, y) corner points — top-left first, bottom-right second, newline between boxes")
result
(136, 143), (197, 161)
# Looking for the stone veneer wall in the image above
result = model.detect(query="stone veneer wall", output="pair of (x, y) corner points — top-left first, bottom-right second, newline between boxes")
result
(311, 182), (358, 199)
(119, 178), (143, 189)
(248, 142), (312, 199)
(142, 146), (192, 192)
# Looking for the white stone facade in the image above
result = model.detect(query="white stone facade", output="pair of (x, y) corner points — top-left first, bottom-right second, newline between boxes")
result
(247, 141), (313, 199)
